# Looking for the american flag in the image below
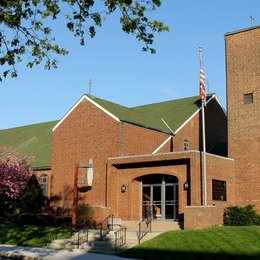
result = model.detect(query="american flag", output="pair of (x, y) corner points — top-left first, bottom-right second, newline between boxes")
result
(200, 68), (206, 106)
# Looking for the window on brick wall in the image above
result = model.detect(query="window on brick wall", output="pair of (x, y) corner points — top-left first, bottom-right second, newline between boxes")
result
(183, 140), (190, 151)
(212, 179), (226, 201)
(244, 93), (253, 104)
(40, 175), (48, 196)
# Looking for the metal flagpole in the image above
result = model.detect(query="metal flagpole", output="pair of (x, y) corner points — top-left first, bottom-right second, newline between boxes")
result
(199, 46), (207, 206)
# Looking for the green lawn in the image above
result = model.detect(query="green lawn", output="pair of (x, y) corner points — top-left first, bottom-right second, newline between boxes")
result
(1, 220), (260, 260)
(0, 220), (71, 247)
(120, 226), (260, 260)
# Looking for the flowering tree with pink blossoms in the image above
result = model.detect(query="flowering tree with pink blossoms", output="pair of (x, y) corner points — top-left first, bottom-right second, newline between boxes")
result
(0, 147), (34, 201)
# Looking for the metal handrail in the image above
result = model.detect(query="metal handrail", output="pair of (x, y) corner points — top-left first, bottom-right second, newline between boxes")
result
(77, 228), (88, 248)
(137, 206), (152, 243)
(70, 227), (89, 248)
(99, 214), (114, 240)
(114, 227), (127, 252)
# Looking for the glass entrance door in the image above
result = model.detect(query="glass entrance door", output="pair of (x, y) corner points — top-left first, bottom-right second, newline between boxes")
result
(165, 184), (178, 220)
(142, 183), (178, 220)
(142, 185), (162, 219)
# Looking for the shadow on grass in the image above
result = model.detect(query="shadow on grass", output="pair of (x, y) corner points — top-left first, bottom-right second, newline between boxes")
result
(0, 221), (70, 247)
(119, 248), (260, 260)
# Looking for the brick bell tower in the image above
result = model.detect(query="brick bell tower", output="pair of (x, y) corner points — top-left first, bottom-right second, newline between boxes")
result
(225, 26), (260, 211)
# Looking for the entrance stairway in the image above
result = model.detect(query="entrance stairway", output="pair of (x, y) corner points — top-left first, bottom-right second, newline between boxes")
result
(47, 220), (181, 255)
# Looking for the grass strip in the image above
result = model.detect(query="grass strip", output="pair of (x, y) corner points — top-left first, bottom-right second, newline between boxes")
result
(120, 226), (260, 260)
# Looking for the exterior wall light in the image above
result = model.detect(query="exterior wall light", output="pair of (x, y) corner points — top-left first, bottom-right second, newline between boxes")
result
(184, 181), (189, 190)
(121, 184), (126, 193)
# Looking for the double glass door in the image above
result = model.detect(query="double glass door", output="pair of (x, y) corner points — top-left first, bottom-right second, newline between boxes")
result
(142, 183), (178, 220)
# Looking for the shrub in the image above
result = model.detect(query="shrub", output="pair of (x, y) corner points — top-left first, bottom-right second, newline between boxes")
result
(224, 205), (260, 226)
(18, 174), (46, 214)
(76, 203), (93, 228)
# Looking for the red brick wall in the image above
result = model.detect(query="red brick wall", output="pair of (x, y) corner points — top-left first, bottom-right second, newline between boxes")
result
(49, 94), (231, 224)
(186, 152), (234, 207)
(225, 27), (260, 212)
(51, 99), (121, 209)
(173, 98), (227, 153)
(174, 113), (200, 151)
(206, 154), (235, 206)
(50, 98), (181, 214)
(107, 151), (234, 221)
(107, 153), (189, 221)
(121, 122), (171, 155)
(184, 206), (225, 230)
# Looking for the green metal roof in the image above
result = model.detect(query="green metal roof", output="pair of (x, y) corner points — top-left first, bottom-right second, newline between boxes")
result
(87, 94), (212, 133)
(0, 94), (214, 167)
(0, 121), (58, 168)
(86, 95), (169, 132)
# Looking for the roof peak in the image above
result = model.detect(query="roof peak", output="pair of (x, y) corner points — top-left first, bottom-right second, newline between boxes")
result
(86, 93), (215, 109)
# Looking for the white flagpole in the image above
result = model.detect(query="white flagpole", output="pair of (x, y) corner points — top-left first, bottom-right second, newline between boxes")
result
(199, 46), (207, 206)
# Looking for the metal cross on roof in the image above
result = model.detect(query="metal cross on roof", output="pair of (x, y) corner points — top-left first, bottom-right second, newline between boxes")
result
(250, 13), (255, 27)
(88, 79), (94, 95)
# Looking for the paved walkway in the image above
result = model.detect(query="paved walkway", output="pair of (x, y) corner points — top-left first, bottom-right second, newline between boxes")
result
(0, 245), (138, 260)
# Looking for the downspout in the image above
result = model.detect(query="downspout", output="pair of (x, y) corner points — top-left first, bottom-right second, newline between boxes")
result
(105, 163), (108, 207)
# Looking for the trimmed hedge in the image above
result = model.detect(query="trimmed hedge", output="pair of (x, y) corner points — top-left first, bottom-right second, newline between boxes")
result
(224, 205), (260, 226)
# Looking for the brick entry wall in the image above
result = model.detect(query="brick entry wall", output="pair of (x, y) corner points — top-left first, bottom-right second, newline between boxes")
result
(184, 206), (225, 230)
(107, 151), (234, 223)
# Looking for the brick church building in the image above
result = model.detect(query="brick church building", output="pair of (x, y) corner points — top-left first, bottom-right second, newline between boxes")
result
(0, 26), (259, 229)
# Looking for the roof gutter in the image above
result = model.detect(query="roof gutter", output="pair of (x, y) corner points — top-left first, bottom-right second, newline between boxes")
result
(32, 166), (52, 171)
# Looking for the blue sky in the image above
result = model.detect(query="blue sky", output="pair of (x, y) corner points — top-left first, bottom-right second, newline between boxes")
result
(0, 0), (259, 129)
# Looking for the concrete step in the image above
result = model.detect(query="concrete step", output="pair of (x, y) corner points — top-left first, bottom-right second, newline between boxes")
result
(120, 221), (139, 231)
(151, 220), (181, 232)
(121, 220), (181, 232)
(48, 225), (167, 254)
(48, 239), (77, 250)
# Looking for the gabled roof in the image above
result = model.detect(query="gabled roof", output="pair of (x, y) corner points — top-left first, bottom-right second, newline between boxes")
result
(85, 94), (217, 133)
(0, 121), (58, 168)
(0, 93), (224, 167)
(85, 95), (170, 133)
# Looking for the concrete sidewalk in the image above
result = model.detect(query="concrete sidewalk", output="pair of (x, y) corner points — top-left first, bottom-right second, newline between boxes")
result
(0, 245), (138, 260)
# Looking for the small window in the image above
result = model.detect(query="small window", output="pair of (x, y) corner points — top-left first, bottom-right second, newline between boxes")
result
(183, 140), (190, 151)
(40, 175), (48, 196)
(244, 93), (253, 104)
(212, 179), (226, 201)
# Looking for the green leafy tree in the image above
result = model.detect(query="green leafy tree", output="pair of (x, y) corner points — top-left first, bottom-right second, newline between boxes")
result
(0, 0), (169, 81)
(76, 203), (93, 228)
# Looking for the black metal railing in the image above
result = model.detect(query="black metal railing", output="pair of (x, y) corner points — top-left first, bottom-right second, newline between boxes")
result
(77, 228), (89, 248)
(99, 214), (114, 240)
(137, 206), (152, 244)
(114, 227), (127, 252)
(70, 227), (89, 248)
